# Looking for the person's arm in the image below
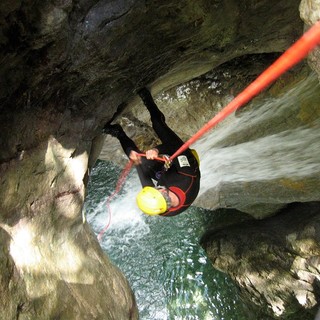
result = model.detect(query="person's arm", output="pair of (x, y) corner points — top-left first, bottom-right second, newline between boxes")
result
(132, 152), (157, 188)
(129, 150), (142, 165)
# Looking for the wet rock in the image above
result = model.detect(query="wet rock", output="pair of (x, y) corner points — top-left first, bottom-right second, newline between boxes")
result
(201, 202), (320, 320)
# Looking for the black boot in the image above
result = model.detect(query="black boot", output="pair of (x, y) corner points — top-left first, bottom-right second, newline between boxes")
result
(103, 123), (123, 138)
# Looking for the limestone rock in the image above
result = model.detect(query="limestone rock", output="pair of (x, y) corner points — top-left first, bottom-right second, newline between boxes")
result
(201, 202), (320, 320)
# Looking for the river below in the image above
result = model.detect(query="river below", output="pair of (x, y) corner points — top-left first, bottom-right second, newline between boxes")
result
(85, 161), (251, 319)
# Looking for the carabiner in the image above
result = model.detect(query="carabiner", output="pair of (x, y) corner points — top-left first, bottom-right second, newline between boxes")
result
(162, 155), (172, 170)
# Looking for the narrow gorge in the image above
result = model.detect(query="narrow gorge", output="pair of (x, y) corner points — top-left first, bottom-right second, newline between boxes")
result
(0, 1), (320, 319)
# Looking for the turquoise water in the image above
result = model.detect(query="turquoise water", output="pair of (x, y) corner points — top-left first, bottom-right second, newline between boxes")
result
(85, 160), (251, 320)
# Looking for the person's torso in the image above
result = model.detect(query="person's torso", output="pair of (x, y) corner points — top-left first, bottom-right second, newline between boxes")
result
(156, 149), (200, 215)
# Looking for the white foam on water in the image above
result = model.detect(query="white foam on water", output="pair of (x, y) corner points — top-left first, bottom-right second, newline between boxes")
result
(86, 173), (150, 249)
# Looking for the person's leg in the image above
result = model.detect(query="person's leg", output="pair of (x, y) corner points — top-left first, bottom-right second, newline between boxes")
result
(103, 123), (161, 187)
(103, 123), (139, 157)
(138, 88), (184, 149)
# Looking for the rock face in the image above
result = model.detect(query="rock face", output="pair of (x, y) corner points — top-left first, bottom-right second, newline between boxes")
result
(1, 221), (138, 319)
(201, 202), (320, 320)
(0, 0), (319, 319)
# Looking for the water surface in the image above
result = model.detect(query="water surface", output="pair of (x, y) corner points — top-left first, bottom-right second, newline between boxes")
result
(85, 161), (250, 319)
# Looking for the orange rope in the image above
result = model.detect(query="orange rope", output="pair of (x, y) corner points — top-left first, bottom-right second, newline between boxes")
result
(136, 153), (166, 162)
(169, 21), (320, 161)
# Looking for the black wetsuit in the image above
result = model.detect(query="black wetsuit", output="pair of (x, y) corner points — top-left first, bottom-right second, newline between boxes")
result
(116, 90), (200, 216)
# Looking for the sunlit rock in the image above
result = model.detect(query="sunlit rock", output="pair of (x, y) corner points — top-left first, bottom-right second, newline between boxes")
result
(201, 202), (320, 319)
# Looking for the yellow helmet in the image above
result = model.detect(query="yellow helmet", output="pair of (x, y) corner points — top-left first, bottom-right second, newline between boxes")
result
(136, 186), (170, 215)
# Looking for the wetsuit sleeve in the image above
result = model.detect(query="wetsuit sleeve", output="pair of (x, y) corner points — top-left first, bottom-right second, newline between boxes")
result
(135, 165), (154, 187)
(134, 157), (163, 188)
